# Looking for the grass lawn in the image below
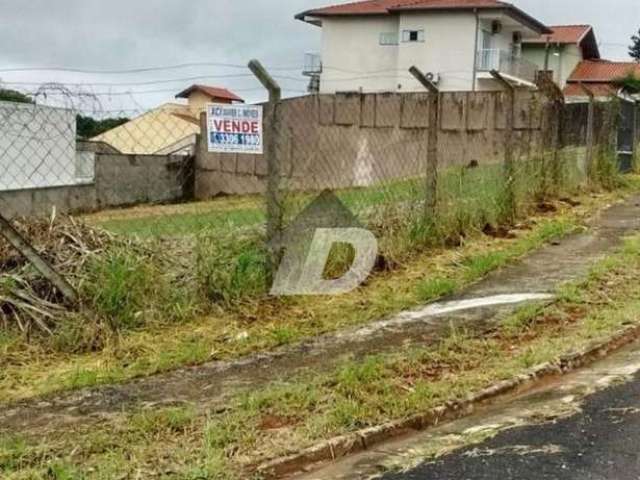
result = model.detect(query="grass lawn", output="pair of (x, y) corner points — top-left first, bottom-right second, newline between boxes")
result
(83, 163), (518, 238)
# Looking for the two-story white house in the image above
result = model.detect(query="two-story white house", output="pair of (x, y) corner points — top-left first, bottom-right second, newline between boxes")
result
(296, 0), (552, 93)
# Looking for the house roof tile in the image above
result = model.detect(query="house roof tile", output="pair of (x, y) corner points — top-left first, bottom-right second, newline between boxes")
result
(523, 25), (600, 59)
(568, 60), (640, 82)
(563, 82), (618, 98)
(524, 25), (592, 44)
(301, 0), (504, 16)
(175, 85), (244, 103)
(296, 0), (550, 33)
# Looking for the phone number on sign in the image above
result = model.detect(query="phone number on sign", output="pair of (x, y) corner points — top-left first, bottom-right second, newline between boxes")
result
(211, 132), (261, 147)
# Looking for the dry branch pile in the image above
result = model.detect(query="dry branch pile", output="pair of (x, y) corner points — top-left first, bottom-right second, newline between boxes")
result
(0, 214), (113, 335)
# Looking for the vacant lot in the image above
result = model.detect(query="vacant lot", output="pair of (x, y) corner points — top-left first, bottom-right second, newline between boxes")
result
(83, 160), (569, 238)
(0, 153), (622, 404)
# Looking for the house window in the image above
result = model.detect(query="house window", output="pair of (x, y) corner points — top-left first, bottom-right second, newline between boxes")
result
(379, 32), (399, 46)
(402, 30), (425, 43)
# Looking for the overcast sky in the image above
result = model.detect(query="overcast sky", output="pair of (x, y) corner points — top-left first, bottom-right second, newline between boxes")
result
(0, 0), (637, 113)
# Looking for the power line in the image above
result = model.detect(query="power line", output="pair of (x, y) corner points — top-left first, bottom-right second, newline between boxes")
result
(19, 87), (308, 97)
(0, 62), (303, 75)
(0, 74), (307, 88)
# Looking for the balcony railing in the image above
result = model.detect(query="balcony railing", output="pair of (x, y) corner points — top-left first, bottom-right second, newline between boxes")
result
(303, 53), (322, 76)
(476, 49), (537, 85)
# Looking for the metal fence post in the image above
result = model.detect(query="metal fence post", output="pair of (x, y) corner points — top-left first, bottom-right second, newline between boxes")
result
(552, 97), (566, 188)
(536, 73), (566, 192)
(248, 59), (283, 281)
(490, 70), (516, 222)
(409, 66), (439, 221)
(578, 83), (596, 181)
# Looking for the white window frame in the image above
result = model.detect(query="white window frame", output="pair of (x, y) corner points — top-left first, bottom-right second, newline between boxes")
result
(379, 32), (399, 46)
(402, 29), (425, 43)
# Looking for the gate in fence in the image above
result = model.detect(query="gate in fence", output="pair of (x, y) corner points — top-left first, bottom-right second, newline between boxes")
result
(618, 98), (637, 173)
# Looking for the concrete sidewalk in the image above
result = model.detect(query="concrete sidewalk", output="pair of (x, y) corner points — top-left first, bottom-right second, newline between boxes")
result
(293, 330), (640, 480)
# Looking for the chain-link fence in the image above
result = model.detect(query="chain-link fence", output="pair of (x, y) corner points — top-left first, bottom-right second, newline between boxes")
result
(260, 73), (624, 284)
(0, 68), (628, 342)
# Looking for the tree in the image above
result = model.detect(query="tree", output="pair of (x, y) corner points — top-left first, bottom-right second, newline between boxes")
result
(614, 72), (640, 93)
(76, 114), (129, 139)
(630, 29), (640, 62)
(0, 89), (34, 104)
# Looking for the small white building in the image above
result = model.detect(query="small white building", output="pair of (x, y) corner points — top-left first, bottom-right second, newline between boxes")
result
(0, 101), (88, 191)
(296, 0), (551, 93)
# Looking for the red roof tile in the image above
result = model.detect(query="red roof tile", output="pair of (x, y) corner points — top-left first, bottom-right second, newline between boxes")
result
(524, 25), (592, 45)
(395, 0), (513, 11)
(176, 85), (244, 103)
(301, 0), (505, 16)
(563, 82), (618, 98)
(304, 0), (395, 15)
(297, 0), (550, 33)
(568, 60), (640, 82)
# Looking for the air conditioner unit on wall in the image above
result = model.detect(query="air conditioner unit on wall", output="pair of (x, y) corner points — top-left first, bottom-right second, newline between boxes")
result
(425, 72), (440, 84)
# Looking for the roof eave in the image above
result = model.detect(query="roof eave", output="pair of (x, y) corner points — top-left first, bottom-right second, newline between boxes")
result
(297, 4), (550, 35)
(175, 87), (195, 99)
(175, 86), (243, 103)
(294, 10), (322, 26)
(497, 6), (552, 35)
(295, 10), (390, 25)
(579, 28), (601, 59)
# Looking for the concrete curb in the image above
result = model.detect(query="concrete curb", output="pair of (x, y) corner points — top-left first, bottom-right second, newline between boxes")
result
(252, 322), (640, 479)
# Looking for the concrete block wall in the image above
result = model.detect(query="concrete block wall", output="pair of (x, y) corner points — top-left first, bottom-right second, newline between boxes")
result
(195, 90), (553, 199)
(0, 154), (194, 219)
(95, 154), (192, 209)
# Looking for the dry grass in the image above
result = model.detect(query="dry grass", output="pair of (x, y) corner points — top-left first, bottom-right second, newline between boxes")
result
(0, 185), (630, 404)
(0, 215), (114, 334)
(4, 231), (640, 480)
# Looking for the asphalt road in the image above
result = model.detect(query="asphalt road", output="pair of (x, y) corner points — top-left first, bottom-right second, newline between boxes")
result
(382, 373), (640, 480)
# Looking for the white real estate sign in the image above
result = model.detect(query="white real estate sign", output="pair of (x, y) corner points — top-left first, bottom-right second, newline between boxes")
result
(207, 104), (263, 154)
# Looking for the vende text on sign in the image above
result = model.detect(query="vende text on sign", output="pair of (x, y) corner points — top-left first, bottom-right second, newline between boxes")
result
(207, 104), (263, 154)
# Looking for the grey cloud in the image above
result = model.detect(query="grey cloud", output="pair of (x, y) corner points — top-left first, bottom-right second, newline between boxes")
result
(0, 0), (636, 109)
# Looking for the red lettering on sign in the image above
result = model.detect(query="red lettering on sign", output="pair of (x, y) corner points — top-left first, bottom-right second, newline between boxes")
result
(212, 117), (260, 135)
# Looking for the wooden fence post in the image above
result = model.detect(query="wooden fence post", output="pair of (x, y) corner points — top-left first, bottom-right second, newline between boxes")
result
(248, 59), (283, 280)
(409, 66), (439, 221)
(0, 214), (78, 303)
(490, 70), (516, 222)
